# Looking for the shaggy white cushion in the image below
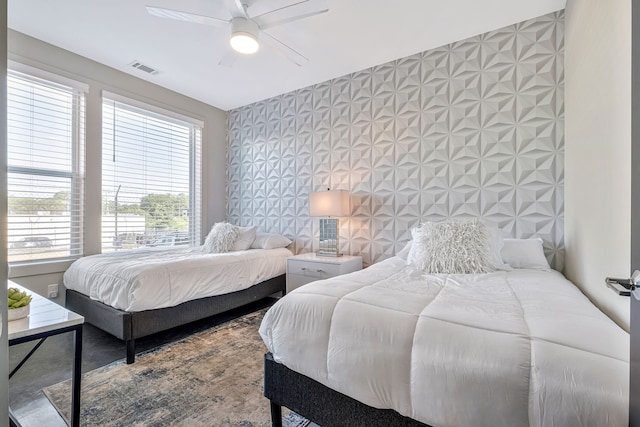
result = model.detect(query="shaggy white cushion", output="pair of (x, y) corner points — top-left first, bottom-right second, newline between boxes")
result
(202, 223), (239, 254)
(411, 219), (492, 274)
(232, 226), (257, 251)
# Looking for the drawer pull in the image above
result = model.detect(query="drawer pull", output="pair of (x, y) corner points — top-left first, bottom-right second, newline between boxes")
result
(301, 267), (325, 273)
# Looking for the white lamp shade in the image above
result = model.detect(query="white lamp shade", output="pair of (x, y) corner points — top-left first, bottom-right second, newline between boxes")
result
(309, 190), (350, 217)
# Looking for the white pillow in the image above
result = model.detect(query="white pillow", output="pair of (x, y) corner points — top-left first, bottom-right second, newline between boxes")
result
(202, 223), (239, 253)
(396, 240), (412, 260)
(486, 226), (512, 271)
(407, 227), (429, 267)
(501, 238), (550, 270)
(232, 226), (257, 251)
(250, 233), (292, 250)
(410, 219), (492, 274)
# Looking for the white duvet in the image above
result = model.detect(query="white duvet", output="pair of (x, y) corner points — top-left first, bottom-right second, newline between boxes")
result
(260, 257), (629, 427)
(64, 247), (291, 312)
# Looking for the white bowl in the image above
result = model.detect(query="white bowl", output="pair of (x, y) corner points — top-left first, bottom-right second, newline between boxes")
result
(8, 304), (30, 322)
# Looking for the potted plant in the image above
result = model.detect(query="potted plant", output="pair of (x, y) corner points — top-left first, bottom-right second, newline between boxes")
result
(8, 287), (32, 321)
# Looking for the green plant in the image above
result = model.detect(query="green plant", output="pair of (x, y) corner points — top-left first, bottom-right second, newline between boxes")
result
(8, 287), (31, 309)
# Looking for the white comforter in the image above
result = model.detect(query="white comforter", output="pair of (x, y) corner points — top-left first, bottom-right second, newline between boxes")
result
(64, 247), (291, 311)
(259, 257), (629, 427)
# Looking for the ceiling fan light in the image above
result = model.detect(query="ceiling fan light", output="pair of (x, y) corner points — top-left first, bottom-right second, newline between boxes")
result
(230, 33), (259, 54)
(230, 18), (260, 55)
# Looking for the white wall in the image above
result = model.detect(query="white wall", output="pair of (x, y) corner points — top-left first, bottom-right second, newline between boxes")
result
(564, 0), (631, 330)
(1, 0), (9, 423)
(7, 30), (227, 300)
(228, 12), (565, 268)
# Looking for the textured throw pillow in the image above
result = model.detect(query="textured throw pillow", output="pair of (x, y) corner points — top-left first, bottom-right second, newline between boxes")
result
(232, 226), (257, 251)
(250, 233), (292, 250)
(202, 223), (239, 254)
(412, 219), (492, 274)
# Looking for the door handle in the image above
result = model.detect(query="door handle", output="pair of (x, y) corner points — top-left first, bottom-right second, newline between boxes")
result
(606, 270), (640, 296)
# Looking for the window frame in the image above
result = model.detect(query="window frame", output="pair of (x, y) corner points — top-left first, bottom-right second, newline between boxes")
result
(6, 62), (87, 269)
(100, 92), (203, 253)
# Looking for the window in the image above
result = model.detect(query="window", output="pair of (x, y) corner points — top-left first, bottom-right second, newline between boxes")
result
(101, 95), (202, 252)
(7, 67), (85, 263)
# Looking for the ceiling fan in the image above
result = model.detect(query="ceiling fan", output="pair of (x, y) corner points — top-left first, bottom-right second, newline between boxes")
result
(146, 0), (329, 67)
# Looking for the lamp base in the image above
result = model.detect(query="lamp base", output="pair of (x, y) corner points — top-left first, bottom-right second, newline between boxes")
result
(317, 250), (343, 257)
(318, 218), (341, 257)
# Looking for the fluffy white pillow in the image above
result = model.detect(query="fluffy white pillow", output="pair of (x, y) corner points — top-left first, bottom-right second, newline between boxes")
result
(202, 223), (239, 254)
(232, 226), (257, 251)
(250, 233), (292, 250)
(501, 238), (550, 270)
(410, 219), (492, 274)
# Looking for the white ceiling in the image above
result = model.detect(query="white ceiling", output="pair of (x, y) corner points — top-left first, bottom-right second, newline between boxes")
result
(8, 0), (566, 111)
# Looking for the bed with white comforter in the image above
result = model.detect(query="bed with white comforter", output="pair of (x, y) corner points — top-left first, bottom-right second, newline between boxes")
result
(260, 256), (629, 427)
(65, 247), (291, 311)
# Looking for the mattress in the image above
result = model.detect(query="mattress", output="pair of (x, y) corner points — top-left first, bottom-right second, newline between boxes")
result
(64, 247), (291, 311)
(259, 257), (629, 427)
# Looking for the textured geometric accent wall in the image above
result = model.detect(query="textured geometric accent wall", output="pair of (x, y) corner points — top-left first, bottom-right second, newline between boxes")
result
(228, 11), (564, 269)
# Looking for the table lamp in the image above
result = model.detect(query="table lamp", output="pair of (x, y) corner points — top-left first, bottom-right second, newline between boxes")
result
(309, 189), (350, 256)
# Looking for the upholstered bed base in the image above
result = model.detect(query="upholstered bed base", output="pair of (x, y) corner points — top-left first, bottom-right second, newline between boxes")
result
(264, 353), (430, 427)
(65, 274), (285, 363)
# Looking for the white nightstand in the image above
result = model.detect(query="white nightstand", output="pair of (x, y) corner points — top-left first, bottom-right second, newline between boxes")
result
(286, 253), (363, 293)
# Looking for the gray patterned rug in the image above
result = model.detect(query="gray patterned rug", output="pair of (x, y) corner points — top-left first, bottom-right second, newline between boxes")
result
(43, 308), (309, 427)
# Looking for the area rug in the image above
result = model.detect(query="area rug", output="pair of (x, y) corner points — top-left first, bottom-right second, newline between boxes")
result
(43, 308), (309, 427)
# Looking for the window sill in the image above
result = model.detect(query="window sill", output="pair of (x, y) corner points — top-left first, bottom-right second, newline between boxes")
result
(9, 258), (78, 278)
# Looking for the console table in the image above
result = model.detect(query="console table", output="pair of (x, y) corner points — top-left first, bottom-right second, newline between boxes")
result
(8, 283), (84, 427)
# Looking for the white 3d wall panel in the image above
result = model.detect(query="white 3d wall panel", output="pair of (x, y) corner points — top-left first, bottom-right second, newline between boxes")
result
(228, 11), (564, 269)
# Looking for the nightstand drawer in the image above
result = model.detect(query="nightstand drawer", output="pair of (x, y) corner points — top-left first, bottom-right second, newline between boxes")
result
(287, 260), (341, 278)
(286, 254), (363, 293)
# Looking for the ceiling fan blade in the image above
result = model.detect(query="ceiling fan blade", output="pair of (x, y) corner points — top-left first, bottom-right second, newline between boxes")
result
(146, 6), (228, 27)
(260, 32), (309, 67)
(218, 51), (238, 68)
(253, 0), (328, 30)
(225, 0), (248, 18)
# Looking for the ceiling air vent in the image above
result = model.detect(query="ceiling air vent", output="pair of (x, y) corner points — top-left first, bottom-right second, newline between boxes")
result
(129, 61), (159, 75)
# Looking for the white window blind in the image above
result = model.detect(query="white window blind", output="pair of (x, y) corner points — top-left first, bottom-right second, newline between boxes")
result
(7, 69), (85, 263)
(101, 97), (202, 252)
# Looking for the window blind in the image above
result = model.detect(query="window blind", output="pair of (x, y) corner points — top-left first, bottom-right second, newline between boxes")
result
(7, 69), (85, 263)
(101, 98), (202, 252)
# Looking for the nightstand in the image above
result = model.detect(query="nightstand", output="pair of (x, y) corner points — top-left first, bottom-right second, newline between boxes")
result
(286, 253), (363, 293)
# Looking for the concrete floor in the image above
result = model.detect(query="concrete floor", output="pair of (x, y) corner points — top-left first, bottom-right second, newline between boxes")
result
(8, 298), (276, 427)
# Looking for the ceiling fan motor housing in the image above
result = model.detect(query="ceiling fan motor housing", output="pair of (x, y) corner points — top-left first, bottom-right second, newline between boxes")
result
(230, 18), (260, 54)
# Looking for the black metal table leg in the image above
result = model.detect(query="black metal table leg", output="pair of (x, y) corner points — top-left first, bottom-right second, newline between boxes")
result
(71, 325), (83, 427)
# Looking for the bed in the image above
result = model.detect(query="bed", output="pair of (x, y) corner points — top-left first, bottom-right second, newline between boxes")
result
(64, 246), (291, 363)
(260, 256), (630, 427)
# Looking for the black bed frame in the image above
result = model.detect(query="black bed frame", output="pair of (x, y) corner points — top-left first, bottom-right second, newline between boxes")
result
(65, 275), (285, 364)
(264, 353), (431, 427)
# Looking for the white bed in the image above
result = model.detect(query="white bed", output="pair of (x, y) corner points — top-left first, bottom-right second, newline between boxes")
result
(64, 245), (291, 363)
(260, 256), (629, 427)
(64, 247), (291, 311)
